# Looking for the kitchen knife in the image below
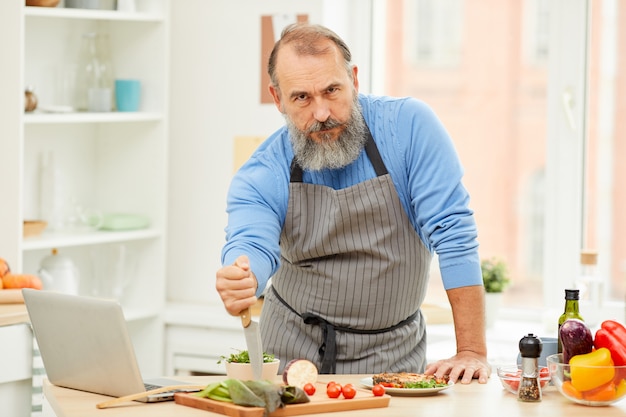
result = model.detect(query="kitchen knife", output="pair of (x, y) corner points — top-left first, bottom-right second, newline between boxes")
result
(241, 307), (263, 380)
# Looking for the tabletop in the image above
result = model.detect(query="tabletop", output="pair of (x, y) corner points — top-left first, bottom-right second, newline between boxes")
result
(43, 374), (626, 417)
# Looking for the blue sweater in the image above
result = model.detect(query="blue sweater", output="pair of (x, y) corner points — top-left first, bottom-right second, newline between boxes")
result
(222, 94), (482, 296)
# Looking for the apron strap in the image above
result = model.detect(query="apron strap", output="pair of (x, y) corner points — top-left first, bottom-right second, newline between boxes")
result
(289, 124), (387, 182)
(301, 313), (337, 374)
(270, 286), (417, 374)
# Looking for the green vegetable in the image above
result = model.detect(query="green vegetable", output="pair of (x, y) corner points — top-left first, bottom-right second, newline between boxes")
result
(217, 349), (276, 364)
(403, 380), (448, 389)
(232, 380), (283, 413)
(194, 381), (233, 402)
(280, 385), (310, 404)
(194, 379), (309, 417)
(225, 379), (267, 408)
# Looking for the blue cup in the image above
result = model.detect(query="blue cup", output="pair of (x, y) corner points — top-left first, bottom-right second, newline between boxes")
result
(115, 79), (141, 112)
(517, 336), (558, 367)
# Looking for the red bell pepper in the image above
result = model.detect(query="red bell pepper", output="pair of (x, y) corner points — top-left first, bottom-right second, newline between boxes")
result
(594, 320), (626, 366)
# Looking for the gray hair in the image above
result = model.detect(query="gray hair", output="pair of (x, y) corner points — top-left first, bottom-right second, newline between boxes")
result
(268, 23), (353, 90)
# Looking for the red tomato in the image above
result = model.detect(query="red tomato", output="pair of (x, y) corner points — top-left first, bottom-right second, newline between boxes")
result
(505, 379), (520, 391)
(342, 384), (357, 399)
(326, 384), (341, 398)
(539, 367), (549, 388)
(303, 383), (316, 396)
(326, 381), (336, 388)
(372, 384), (385, 397)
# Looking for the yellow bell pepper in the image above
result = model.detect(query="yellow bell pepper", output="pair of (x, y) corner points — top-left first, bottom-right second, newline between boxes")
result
(616, 379), (626, 399)
(570, 347), (615, 392)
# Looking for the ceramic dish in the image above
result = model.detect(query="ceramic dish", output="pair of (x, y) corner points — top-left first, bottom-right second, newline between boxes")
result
(359, 377), (453, 396)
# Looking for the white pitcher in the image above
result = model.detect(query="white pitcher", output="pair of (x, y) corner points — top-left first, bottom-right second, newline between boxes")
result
(38, 248), (80, 295)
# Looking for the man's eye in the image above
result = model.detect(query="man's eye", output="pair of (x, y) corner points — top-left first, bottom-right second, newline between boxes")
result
(295, 94), (308, 101)
(327, 87), (338, 94)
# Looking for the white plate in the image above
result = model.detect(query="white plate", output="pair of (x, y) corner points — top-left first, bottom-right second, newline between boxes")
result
(359, 377), (453, 396)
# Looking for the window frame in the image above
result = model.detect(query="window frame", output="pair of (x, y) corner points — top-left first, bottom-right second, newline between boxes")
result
(326, 0), (625, 322)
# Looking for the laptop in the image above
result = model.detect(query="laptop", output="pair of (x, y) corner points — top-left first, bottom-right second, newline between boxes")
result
(23, 289), (197, 402)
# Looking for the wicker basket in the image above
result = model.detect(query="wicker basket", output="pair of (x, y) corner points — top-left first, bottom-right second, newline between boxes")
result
(23, 220), (48, 238)
(26, 0), (61, 7)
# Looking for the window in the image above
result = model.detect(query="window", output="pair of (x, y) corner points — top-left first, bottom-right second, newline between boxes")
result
(333, 0), (625, 321)
(404, 0), (463, 68)
(584, 0), (625, 313)
(523, 0), (550, 66)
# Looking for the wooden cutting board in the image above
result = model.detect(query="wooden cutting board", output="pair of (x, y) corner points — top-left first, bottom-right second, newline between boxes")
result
(174, 382), (390, 417)
(0, 289), (24, 304)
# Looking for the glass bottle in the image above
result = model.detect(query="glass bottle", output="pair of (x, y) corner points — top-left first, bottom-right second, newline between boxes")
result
(577, 250), (601, 327)
(557, 289), (584, 353)
(74, 32), (114, 112)
(39, 151), (66, 231)
(518, 333), (542, 402)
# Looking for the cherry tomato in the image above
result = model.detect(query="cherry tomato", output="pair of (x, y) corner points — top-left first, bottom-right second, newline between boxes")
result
(326, 381), (336, 388)
(303, 383), (316, 396)
(539, 367), (549, 387)
(326, 384), (341, 398)
(372, 384), (385, 397)
(342, 384), (357, 399)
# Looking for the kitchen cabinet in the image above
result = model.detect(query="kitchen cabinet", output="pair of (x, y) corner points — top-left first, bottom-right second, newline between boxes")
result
(0, 1), (170, 378)
(0, 323), (33, 417)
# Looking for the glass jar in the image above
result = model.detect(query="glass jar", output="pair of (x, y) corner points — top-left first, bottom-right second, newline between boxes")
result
(74, 32), (114, 112)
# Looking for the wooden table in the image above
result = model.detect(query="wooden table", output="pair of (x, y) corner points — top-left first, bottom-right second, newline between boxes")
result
(42, 374), (626, 417)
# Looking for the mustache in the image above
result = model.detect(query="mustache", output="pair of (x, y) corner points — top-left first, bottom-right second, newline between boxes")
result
(307, 118), (343, 133)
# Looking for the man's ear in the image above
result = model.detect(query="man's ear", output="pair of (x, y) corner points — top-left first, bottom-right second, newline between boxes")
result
(352, 65), (359, 92)
(268, 84), (283, 113)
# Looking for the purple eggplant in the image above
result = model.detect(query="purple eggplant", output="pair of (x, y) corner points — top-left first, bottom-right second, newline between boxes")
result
(559, 318), (594, 363)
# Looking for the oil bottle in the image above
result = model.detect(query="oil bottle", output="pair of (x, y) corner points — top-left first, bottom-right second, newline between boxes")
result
(557, 289), (583, 353)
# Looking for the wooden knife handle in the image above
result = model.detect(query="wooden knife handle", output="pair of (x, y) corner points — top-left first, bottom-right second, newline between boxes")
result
(95, 384), (205, 409)
(240, 307), (252, 328)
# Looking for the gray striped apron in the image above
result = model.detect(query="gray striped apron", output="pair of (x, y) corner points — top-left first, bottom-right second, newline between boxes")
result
(260, 129), (432, 374)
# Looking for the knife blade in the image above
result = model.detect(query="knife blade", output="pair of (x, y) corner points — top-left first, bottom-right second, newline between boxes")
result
(241, 307), (263, 380)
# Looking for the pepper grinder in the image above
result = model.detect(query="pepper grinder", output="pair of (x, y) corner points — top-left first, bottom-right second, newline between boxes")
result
(518, 333), (543, 402)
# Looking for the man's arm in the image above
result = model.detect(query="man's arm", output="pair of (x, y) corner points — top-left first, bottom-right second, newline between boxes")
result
(425, 285), (491, 384)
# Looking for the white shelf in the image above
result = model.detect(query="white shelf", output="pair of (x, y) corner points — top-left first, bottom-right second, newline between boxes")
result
(22, 228), (162, 251)
(0, 0), (170, 381)
(24, 111), (163, 124)
(24, 6), (163, 22)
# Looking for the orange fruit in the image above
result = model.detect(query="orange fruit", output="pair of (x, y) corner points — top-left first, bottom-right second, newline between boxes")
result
(0, 258), (10, 278)
(2, 273), (43, 290)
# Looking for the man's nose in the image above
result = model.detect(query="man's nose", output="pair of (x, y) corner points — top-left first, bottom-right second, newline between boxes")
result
(311, 98), (331, 122)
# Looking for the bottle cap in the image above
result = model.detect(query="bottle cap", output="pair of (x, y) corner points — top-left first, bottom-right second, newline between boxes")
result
(519, 333), (543, 358)
(580, 250), (598, 265)
(564, 289), (579, 300)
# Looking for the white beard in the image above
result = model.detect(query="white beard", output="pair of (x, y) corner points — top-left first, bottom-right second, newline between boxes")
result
(286, 98), (367, 171)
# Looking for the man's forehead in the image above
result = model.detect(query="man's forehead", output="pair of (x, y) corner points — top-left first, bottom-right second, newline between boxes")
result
(275, 44), (345, 89)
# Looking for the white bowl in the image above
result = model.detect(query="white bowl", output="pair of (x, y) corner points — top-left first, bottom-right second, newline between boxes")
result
(224, 359), (280, 381)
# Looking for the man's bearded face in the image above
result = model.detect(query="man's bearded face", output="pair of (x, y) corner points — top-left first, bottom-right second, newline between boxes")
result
(286, 97), (367, 171)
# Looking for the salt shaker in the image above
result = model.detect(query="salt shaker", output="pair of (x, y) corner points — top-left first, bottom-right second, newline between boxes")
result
(518, 333), (543, 402)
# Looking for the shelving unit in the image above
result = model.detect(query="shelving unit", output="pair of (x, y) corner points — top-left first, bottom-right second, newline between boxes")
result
(0, 1), (170, 378)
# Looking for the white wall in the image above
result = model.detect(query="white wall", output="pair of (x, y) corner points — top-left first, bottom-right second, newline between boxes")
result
(167, 1), (326, 304)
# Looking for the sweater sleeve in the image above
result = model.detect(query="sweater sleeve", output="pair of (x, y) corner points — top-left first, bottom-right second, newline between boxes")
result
(393, 98), (482, 289)
(221, 132), (291, 296)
